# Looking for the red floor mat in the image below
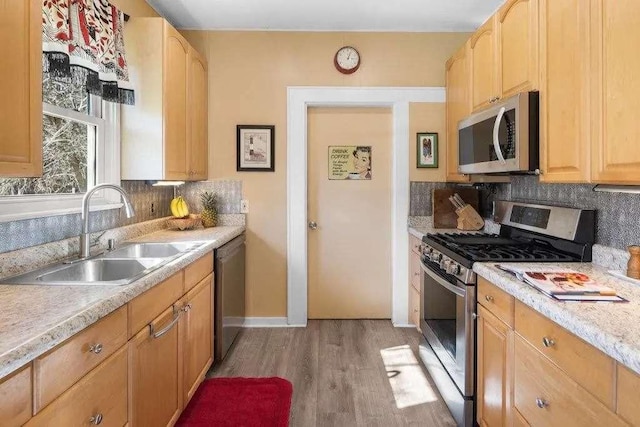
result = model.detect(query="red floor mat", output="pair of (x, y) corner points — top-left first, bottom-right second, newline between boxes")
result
(176, 377), (293, 427)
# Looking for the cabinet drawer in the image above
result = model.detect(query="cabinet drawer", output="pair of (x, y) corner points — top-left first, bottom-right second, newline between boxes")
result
(478, 277), (514, 327)
(26, 346), (128, 427)
(515, 301), (615, 409)
(128, 271), (183, 337)
(409, 235), (422, 255)
(513, 336), (624, 427)
(184, 252), (213, 292)
(617, 364), (640, 426)
(0, 365), (32, 426)
(34, 306), (127, 412)
(409, 285), (420, 329)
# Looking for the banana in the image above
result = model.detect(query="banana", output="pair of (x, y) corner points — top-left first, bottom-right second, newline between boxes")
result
(170, 197), (190, 218)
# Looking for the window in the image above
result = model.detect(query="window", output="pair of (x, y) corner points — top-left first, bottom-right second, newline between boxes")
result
(0, 76), (122, 222)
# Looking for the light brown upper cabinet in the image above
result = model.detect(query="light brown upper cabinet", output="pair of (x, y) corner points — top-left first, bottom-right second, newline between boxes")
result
(0, 0), (42, 177)
(470, 17), (498, 112)
(445, 43), (471, 183)
(121, 18), (208, 181)
(590, 0), (640, 183)
(496, 0), (539, 98)
(188, 48), (209, 181)
(539, 0), (591, 182)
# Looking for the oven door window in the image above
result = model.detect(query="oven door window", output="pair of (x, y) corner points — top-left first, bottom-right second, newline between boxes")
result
(423, 271), (465, 364)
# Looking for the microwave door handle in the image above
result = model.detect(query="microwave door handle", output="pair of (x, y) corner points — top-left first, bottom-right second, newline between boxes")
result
(492, 106), (507, 164)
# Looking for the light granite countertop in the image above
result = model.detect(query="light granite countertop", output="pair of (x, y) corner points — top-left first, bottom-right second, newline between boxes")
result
(0, 225), (245, 379)
(474, 262), (640, 375)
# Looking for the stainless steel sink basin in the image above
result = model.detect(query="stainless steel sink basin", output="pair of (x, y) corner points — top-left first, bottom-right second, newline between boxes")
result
(101, 242), (202, 259)
(1, 241), (208, 286)
(36, 259), (165, 285)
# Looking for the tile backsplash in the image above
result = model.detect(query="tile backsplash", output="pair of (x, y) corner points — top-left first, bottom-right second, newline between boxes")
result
(0, 180), (243, 254)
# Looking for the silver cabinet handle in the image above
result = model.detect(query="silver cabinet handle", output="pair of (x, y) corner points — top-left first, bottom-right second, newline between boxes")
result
(542, 337), (556, 347)
(89, 413), (103, 425)
(89, 343), (103, 354)
(535, 398), (549, 409)
(485, 295), (494, 302)
(308, 221), (318, 230)
(149, 309), (181, 339)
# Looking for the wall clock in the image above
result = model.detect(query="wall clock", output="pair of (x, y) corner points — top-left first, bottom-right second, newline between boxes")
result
(334, 46), (361, 74)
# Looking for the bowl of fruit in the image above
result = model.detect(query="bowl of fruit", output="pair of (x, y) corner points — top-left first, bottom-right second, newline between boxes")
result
(167, 197), (201, 230)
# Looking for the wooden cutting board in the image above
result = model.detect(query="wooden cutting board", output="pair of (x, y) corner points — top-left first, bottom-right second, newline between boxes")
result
(432, 188), (480, 229)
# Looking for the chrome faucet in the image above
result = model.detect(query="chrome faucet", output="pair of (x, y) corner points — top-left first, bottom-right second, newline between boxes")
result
(79, 184), (135, 259)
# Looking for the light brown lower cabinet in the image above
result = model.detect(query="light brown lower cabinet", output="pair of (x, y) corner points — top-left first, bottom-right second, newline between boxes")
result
(0, 365), (32, 427)
(129, 305), (183, 427)
(181, 274), (214, 403)
(26, 346), (128, 427)
(477, 277), (637, 427)
(477, 305), (512, 427)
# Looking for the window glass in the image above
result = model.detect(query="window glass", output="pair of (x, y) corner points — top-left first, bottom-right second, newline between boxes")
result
(42, 75), (89, 113)
(0, 114), (96, 195)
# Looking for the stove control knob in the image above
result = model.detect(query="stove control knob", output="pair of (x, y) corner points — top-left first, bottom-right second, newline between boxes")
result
(447, 263), (461, 275)
(432, 252), (442, 262)
(440, 259), (450, 270)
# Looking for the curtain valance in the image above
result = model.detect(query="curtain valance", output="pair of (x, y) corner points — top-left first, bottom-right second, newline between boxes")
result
(42, 0), (134, 105)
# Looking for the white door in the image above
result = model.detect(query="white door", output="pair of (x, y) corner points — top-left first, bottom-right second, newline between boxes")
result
(307, 107), (392, 319)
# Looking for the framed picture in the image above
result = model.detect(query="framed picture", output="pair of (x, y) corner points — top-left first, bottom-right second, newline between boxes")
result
(417, 132), (438, 168)
(237, 125), (275, 171)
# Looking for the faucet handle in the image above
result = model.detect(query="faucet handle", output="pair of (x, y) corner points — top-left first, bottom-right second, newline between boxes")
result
(107, 239), (116, 251)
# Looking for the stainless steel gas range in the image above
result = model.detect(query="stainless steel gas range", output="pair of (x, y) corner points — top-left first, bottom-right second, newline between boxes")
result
(418, 201), (595, 427)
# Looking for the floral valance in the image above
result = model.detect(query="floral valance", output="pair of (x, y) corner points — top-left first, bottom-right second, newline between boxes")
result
(42, 0), (134, 105)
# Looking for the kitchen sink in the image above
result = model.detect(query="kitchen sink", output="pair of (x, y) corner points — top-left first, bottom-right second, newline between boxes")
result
(1, 241), (207, 286)
(101, 242), (203, 259)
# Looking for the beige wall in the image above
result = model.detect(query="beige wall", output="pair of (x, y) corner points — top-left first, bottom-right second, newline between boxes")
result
(409, 103), (448, 182)
(179, 30), (469, 317)
(111, 0), (159, 17)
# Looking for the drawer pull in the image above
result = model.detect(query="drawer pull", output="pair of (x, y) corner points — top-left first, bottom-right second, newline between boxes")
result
(535, 398), (549, 409)
(89, 413), (103, 425)
(149, 309), (181, 339)
(542, 337), (556, 347)
(485, 295), (494, 302)
(89, 343), (103, 354)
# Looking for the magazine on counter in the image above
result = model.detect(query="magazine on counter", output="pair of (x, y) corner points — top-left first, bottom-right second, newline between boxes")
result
(496, 265), (628, 302)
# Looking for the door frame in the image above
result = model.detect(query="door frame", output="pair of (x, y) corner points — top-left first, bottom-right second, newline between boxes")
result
(287, 86), (445, 326)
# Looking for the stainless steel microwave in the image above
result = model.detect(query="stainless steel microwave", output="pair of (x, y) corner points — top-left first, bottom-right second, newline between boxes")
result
(458, 92), (539, 175)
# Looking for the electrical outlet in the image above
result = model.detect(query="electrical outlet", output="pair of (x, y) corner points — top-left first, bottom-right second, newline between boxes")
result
(150, 203), (155, 215)
(240, 199), (249, 213)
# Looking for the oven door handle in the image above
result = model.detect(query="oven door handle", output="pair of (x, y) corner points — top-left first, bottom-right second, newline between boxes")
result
(420, 260), (466, 298)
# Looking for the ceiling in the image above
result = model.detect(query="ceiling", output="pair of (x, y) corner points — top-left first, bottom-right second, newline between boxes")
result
(146, 0), (505, 32)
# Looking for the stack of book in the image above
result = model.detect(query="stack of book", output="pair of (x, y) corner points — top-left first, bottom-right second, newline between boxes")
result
(497, 265), (627, 302)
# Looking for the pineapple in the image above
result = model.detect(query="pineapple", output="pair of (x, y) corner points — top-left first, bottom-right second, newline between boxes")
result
(200, 191), (218, 228)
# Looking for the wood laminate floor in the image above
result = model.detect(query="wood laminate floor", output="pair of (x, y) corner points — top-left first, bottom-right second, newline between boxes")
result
(208, 320), (456, 427)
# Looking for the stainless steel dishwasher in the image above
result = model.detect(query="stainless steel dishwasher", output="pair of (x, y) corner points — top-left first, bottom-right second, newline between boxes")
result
(214, 233), (246, 361)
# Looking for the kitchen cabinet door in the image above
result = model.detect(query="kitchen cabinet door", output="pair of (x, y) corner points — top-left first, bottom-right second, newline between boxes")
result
(181, 274), (214, 405)
(445, 43), (471, 183)
(496, 0), (539, 98)
(0, 365), (32, 426)
(477, 305), (513, 427)
(163, 23), (190, 181)
(129, 305), (182, 427)
(539, 0), (591, 182)
(470, 17), (498, 112)
(0, 0), (42, 177)
(591, 0), (640, 183)
(188, 48), (209, 180)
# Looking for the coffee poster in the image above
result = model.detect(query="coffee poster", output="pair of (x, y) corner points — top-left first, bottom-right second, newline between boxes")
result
(328, 146), (372, 180)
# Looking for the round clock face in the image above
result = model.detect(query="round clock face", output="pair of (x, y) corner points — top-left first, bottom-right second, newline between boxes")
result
(334, 46), (360, 74)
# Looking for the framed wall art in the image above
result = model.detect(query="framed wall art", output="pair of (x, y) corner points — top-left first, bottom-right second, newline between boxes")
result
(237, 125), (275, 171)
(417, 132), (438, 168)
(328, 146), (372, 180)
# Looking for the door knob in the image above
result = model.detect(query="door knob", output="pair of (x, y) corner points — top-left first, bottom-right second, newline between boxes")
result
(308, 221), (318, 230)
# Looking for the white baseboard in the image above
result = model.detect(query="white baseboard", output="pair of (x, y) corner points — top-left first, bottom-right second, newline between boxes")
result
(243, 317), (305, 328)
(394, 323), (419, 329)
